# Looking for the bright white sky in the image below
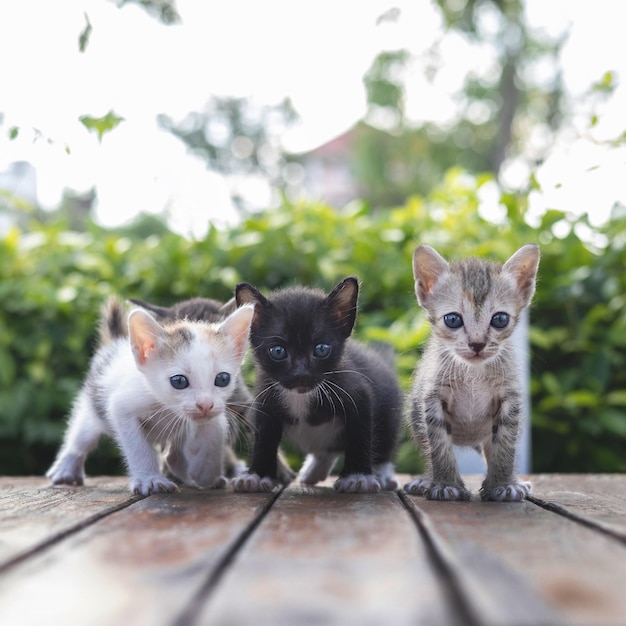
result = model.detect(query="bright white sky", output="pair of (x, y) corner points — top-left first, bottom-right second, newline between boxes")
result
(1, 0), (625, 237)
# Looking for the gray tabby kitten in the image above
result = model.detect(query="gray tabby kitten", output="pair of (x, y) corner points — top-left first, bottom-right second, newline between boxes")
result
(404, 244), (540, 501)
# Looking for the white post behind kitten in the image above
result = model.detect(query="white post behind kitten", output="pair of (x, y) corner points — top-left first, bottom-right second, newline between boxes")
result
(47, 300), (254, 495)
(405, 244), (539, 501)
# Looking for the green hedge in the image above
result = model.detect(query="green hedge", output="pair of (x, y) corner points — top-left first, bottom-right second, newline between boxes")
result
(1, 171), (625, 475)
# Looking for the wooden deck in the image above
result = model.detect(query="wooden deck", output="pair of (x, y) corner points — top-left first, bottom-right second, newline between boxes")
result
(0, 475), (625, 626)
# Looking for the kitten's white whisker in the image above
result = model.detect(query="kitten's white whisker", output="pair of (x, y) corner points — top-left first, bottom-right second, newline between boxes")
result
(324, 380), (357, 416)
(324, 369), (374, 385)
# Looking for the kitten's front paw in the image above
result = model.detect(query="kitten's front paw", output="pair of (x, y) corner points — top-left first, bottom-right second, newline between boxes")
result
(46, 456), (85, 486)
(334, 474), (381, 494)
(404, 477), (431, 495)
(427, 483), (471, 501)
(131, 475), (179, 496)
(232, 473), (277, 493)
(480, 480), (531, 502)
(405, 477), (472, 500)
(212, 475), (228, 489)
(373, 462), (398, 491)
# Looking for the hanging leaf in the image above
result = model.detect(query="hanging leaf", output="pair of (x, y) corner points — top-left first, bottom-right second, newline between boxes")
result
(78, 13), (92, 53)
(79, 111), (125, 142)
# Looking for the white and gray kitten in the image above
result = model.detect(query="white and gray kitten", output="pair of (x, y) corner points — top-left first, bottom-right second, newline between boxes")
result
(47, 299), (254, 495)
(404, 244), (540, 501)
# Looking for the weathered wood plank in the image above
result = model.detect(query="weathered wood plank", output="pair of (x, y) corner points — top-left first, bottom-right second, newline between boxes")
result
(0, 476), (137, 569)
(399, 490), (563, 626)
(407, 475), (626, 626)
(530, 473), (626, 541)
(197, 482), (458, 626)
(0, 485), (279, 626)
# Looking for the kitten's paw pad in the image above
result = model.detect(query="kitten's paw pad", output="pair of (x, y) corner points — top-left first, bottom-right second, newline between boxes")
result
(232, 473), (277, 493)
(481, 481), (531, 502)
(427, 483), (471, 501)
(334, 474), (381, 494)
(131, 475), (178, 496)
(404, 478), (431, 495)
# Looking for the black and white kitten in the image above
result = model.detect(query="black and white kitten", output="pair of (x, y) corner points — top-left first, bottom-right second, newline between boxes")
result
(231, 277), (402, 494)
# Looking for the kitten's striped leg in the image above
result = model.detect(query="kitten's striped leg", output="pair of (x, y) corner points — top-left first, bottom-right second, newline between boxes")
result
(405, 395), (470, 501)
(46, 392), (103, 486)
(480, 393), (531, 502)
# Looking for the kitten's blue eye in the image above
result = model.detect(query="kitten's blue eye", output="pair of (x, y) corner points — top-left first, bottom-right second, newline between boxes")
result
(313, 343), (332, 359)
(170, 374), (189, 390)
(269, 345), (287, 361)
(491, 312), (510, 329)
(214, 372), (231, 387)
(443, 313), (463, 329)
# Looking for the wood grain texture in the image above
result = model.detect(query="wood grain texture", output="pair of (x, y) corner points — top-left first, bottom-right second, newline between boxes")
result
(530, 473), (626, 541)
(199, 482), (458, 626)
(0, 484), (278, 626)
(0, 476), (137, 569)
(407, 474), (626, 626)
(0, 475), (625, 626)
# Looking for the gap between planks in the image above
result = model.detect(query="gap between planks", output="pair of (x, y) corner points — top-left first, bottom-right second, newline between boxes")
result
(527, 494), (626, 546)
(2, 476), (624, 626)
(171, 485), (285, 626)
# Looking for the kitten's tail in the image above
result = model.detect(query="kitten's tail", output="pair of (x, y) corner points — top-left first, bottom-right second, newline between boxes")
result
(98, 297), (128, 345)
(128, 297), (170, 319)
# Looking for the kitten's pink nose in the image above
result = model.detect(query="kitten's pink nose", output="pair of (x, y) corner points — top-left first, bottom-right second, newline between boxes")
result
(469, 342), (486, 354)
(196, 401), (214, 415)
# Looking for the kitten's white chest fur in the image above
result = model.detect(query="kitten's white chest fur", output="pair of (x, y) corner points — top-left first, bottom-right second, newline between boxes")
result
(281, 389), (344, 454)
(443, 375), (497, 446)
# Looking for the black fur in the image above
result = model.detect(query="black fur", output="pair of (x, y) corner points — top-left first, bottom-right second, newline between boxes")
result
(236, 277), (401, 484)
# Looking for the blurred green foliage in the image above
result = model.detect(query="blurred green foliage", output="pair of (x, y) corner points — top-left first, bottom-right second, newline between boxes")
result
(1, 170), (625, 475)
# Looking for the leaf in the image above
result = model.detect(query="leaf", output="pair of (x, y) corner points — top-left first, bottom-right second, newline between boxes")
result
(606, 391), (626, 407)
(8, 126), (18, 140)
(78, 13), (92, 53)
(79, 111), (124, 142)
(592, 70), (616, 94)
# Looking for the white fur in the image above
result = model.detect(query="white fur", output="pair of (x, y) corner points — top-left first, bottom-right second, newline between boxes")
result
(373, 461), (398, 490)
(47, 305), (253, 495)
(298, 453), (339, 485)
(281, 390), (345, 454)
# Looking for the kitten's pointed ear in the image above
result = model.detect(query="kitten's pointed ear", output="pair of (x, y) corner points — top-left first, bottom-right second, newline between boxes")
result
(325, 277), (359, 337)
(412, 245), (450, 305)
(235, 283), (268, 328)
(236, 283), (268, 308)
(218, 304), (255, 362)
(128, 310), (164, 366)
(503, 244), (540, 306)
